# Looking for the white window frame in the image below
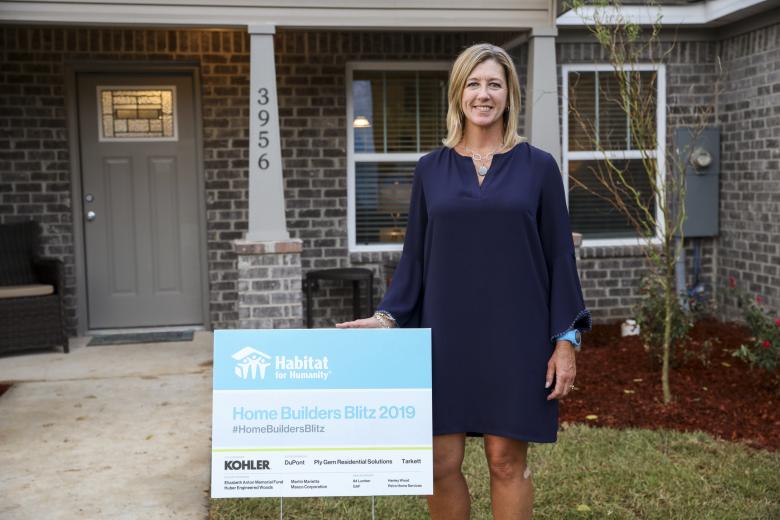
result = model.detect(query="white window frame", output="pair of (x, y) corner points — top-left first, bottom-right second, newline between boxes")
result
(561, 63), (666, 247)
(346, 61), (451, 253)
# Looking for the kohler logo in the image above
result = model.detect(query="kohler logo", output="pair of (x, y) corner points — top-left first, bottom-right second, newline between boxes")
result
(224, 459), (270, 471)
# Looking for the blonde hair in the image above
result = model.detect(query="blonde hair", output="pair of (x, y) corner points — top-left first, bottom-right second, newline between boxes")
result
(442, 43), (526, 150)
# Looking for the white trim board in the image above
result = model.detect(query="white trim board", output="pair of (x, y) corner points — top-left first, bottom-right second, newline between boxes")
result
(557, 0), (772, 27)
(0, 2), (552, 29)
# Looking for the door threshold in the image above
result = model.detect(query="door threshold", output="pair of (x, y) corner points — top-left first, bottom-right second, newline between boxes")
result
(88, 325), (206, 336)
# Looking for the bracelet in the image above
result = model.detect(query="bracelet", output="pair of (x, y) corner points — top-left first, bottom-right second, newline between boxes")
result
(373, 311), (397, 328)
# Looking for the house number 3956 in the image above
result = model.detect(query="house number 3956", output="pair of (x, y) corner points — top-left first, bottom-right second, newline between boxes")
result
(257, 87), (270, 170)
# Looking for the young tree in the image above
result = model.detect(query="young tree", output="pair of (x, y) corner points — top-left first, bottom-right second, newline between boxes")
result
(565, 0), (719, 403)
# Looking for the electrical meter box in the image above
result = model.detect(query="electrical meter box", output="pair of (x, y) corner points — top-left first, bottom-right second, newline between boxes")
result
(675, 127), (720, 237)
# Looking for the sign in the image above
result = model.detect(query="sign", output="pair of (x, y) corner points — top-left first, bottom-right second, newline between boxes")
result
(211, 328), (432, 498)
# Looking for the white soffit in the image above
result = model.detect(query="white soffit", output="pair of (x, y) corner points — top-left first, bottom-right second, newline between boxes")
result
(557, 0), (773, 27)
(0, 2), (548, 29)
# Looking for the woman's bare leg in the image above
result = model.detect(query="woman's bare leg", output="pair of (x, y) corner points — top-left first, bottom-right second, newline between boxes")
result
(427, 433), (469, 520)
(484, 434), (533, 520)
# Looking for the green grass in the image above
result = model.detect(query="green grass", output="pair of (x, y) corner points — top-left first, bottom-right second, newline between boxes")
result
(210, 424), (780, 519)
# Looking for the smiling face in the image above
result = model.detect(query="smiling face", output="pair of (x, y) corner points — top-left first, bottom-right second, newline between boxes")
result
(460, 58), (508, 133)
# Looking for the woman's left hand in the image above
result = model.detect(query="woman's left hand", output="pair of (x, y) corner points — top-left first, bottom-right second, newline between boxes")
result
(546, 341), (577, 400)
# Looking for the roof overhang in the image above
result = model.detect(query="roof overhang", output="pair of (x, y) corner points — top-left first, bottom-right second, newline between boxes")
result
(0, 0), (555, 30)
(557, 0), (774, 27)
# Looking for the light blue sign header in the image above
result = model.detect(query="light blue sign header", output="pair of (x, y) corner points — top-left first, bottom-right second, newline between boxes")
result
(213, 329), (431, 390)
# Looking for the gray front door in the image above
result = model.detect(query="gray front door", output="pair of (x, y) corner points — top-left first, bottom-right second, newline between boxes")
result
(77, 73), (204, 329)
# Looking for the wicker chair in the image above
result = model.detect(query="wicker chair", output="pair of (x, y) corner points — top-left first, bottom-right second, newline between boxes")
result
(0, 221), (68, 355)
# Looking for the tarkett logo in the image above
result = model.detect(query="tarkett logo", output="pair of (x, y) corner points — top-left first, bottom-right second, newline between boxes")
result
(232, 347), (272, 380)
(225, 459), (270, 471)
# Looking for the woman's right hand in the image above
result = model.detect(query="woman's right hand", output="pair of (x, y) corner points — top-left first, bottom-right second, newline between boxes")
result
(335, 317), (383, 328)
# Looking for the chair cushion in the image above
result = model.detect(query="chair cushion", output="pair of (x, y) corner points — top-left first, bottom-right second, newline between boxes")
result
(0, 284), (54, 299)
(0, 221), (39, 285)
(0, 283), (54, 300)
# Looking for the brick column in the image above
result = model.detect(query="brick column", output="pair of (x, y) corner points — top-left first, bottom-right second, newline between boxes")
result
(235, 239), (303, 329)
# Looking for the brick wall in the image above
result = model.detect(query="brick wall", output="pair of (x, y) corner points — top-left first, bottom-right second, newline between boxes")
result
(0, 26), (515, 333)
(0, 26), (251, 333)
(236, 240), (303, 329)
(717, 22), (780, 318)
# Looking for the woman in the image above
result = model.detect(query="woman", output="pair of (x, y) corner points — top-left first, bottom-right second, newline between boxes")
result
(337, 43), (591, 520)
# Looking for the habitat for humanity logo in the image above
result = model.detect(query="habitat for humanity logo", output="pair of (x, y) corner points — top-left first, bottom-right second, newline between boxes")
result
(231, 346), (331, 382)
(232, 347), (272, 380)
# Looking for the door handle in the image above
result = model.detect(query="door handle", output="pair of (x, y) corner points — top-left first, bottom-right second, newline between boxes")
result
(86, 211), (97, 222)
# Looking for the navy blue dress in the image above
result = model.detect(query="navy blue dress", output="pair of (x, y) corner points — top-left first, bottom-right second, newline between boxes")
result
(378, 142), (591, 443)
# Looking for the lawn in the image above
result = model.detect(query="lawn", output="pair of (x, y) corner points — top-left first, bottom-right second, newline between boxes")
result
(210, 423), (780, 519)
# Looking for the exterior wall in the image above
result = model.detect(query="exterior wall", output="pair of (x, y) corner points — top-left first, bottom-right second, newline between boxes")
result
(717, 21), (780, 318)
(555, 37), (720, 322)
(0, 26), (250, 333)
(0, 25), (515, 333)
(3, 22), (776, 334)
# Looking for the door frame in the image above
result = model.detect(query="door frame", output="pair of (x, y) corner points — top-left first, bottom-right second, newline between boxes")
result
(66, 62), (210, 335)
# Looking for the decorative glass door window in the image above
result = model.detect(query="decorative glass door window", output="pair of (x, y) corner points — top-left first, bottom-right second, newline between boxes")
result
(97, 87), (177, 141)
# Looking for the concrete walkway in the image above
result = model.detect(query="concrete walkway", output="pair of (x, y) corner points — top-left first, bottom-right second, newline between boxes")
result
(0, 332), (214, 520)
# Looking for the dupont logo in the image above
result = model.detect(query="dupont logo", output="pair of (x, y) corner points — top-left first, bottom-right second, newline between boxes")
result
(224, 459), (270, 471)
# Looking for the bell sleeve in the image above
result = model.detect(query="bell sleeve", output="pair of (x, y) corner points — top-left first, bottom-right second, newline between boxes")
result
(376, 162), (427, 328)
(537, 152), (592, 342)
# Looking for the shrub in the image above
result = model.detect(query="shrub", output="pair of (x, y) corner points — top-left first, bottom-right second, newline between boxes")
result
(729, 276), (780, 375)
(680, 337), (717, 368)
(634, 275), (693, 368)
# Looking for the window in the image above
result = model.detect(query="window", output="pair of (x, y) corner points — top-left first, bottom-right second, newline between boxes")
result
(347, 63), (450, 251)
(562, 65), (665, 245)
(97, 87), (177, 141)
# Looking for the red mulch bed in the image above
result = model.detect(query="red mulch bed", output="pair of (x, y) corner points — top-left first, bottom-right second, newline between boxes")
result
(560, 318), (780, 451)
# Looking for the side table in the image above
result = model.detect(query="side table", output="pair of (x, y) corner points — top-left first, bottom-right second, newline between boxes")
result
(304, 268), (374, 328)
